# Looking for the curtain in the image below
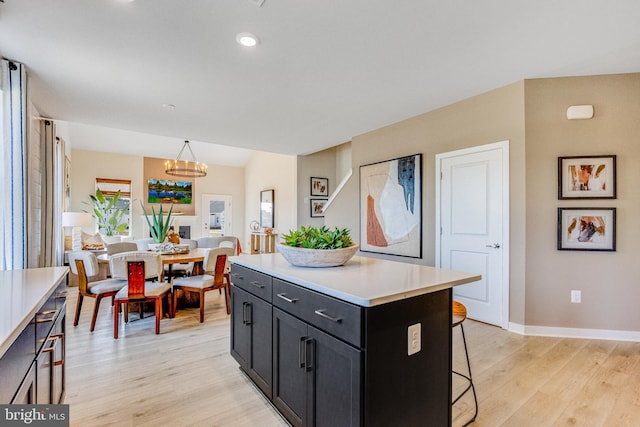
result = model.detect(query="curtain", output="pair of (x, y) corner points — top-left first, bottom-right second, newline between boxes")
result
(0, 59), (28, 270)
(34, 120), (64, 267)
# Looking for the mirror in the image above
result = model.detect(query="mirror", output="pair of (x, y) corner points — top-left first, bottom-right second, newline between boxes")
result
(260, 189), (274, 228)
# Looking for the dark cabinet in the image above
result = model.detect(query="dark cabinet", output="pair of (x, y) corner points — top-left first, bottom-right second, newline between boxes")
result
(230, 263), (452, 427)
(230, 284), (272, 398)
(1, 277), (67, 404)
(272, 308), (361, 427)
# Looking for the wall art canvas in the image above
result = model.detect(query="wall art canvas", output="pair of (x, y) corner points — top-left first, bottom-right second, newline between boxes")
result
(360, 154), (422, 258)
(558, 155), (616, 199)
(148, 179), (193, 204)
(557, 207), (616, 251)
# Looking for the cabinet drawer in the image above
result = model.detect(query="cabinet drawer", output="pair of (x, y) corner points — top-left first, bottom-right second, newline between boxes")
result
(273, 279), (362, 347)
(230, 265), (272, 302)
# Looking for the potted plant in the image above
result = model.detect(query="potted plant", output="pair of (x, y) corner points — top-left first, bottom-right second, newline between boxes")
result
(277, 226), (359, 267)
(85, 189), (129, 244)
(141, 201), (174, 245)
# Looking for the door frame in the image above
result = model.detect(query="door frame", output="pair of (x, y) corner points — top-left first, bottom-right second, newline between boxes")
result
(435, 140), (510, 329)
(201, 194), (232, 237)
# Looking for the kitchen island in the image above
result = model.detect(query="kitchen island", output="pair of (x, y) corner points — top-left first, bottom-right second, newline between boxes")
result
(229, 253), (480, 427)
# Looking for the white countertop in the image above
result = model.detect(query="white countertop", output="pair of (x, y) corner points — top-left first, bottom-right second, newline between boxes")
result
(0, 267), (69, 358)
(230, 253), (481, 307)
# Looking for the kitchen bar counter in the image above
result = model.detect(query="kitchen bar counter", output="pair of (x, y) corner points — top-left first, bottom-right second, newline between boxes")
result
(229, 253), (480, 307)
(0, 267), (69, 358)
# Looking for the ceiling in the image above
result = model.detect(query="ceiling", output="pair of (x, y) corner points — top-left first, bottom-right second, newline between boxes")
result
(1, 0), (639, 162)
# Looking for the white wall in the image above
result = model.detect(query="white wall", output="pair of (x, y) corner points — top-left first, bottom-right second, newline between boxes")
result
(244, 151), (297, 250)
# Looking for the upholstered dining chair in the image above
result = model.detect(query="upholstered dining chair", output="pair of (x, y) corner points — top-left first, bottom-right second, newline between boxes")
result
(106, 241), (138, 256)
(67, 251), (127, 332)
(195, 236), (238, 254)
(172, 247), (234, 322)
(109, 251), (172, 339)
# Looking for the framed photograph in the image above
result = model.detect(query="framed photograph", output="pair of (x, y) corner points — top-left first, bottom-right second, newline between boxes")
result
(260, 189), (274, 228)
(310, 199), (327, 217)
(557, 208), (616, 251)
(359, 153), (422, 258)
(310, 177), (329, 196)
(558, 155), (616, 199)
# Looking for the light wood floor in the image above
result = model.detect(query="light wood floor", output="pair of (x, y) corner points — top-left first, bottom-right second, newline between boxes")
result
(64, 287), (640, 426)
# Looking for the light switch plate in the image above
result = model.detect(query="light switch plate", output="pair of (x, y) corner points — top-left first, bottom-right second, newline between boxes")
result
(407, 323), (421, 356)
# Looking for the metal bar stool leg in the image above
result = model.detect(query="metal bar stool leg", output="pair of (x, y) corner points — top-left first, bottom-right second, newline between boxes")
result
(452, 301), (478, 426)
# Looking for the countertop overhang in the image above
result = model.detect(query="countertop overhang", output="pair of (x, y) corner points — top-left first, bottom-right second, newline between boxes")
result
(0, 267), (69, 358)
(230, 253), (481, 307)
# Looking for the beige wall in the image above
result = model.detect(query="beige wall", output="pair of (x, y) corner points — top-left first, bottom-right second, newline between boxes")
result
(326, 81), (528, 324)
(244, 151), (297, 250)
(70, 150), (245, 241)
(524, 73), (640, 331)
(297, 147), (337, 227)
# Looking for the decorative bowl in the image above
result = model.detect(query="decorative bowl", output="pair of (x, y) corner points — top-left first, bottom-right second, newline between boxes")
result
(276, 243), (359, 268)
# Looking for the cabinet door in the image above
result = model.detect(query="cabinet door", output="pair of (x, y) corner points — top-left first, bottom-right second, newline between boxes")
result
(230, 286), (251, 368)
(230, 286), (272, 398)
(51, 309), (66, 404)
(273, 308), (308, 427)
(11, 363), (36, 404)
(309, 326), (361, 427)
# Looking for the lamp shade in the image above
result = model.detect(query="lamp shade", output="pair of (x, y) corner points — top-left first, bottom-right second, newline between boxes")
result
(62, 212), (92, 227)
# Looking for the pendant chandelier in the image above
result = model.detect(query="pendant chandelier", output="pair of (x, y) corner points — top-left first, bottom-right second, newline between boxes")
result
(165, 140), (208, 178)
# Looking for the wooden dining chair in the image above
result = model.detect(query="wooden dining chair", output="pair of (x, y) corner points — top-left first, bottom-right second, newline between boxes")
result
(110, 251), (172, 339)
(172, 247), (234, 322)
(67, 251), (127, 332)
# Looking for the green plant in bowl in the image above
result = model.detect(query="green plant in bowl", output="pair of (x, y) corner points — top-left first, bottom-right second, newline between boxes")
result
(140, 201), (174, 244)
(278, 226), (358, 267)
(282, 226), (353, 249)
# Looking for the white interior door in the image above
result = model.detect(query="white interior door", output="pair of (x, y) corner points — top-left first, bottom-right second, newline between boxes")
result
(202, 194), (232, 237)
(436, 141), (509, 328)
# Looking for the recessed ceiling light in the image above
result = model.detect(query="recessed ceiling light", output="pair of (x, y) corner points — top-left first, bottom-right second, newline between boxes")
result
(236, 33), (259, 47)
(162, 103), (176, 110)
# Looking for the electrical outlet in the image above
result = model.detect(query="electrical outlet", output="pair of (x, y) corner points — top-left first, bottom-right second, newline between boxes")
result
(571, 290), (581, 303)
(407, 323), (421, 356)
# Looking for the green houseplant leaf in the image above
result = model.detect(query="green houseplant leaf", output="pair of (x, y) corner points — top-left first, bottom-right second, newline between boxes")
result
(281, 226), (353, 250)
(141, 201), (174, 243)
(83, 188), (130, 237)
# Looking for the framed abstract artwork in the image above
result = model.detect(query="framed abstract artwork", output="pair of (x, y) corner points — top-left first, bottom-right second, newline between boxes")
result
(558, 155), (616, 199)
(310, 199), (327, 217)
(310, 177), (329, 196)
(359, 153), (422, 258)
(557, 207), (616, 251)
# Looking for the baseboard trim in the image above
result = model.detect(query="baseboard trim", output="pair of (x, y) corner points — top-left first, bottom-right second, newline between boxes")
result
(508, 323), (640, 342)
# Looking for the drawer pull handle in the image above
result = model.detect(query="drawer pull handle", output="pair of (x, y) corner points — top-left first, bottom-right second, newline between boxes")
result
(231, 273), (244, 280)
(277, 293), (299, 304)
(36, 312), (58, 323)
(314, 309), (343, 323)
(250, 281), (265, 289)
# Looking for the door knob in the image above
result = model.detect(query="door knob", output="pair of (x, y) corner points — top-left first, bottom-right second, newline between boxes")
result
(485, 243), (501, 249)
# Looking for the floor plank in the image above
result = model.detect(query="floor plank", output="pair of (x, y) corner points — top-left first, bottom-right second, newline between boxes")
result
(64, 287), (640, 426)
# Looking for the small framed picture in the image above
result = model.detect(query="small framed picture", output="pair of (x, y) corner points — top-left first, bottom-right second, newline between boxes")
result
(558, 155), (616, 199)
(310, 199), (327, 217)
(310, 177), (329, 197)
(557, 207), (616, 251)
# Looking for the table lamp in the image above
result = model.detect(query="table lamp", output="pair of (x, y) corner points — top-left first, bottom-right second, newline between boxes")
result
(62, 212), (93, 251)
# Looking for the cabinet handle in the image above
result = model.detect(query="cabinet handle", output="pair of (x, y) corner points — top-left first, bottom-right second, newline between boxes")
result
(243, 302), (252, 325)
(231, 273), (244, 280)
(36, 310), (58, 324)
(42, 335), (59, 353)
(299, 337), (307, 368)
(250, 281), (264, 289)
(277, 293), (299, 304)
(314, 309), (343, 323)
(305, 338), (314, 372)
